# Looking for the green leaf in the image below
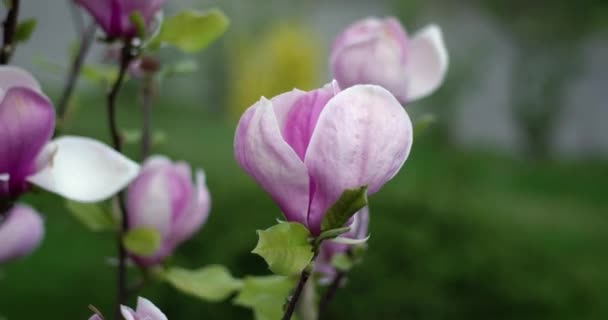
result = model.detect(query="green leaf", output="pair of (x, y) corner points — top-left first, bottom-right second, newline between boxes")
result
(123, 227), (161, 256)
(331, 253), (353, 272)
(321, 186), (368, 232)
(154, 9), (229, 53)
(129, 11), (146, 39)
(233, 275), (295, 320)
(14, 19), (36, 43)
(81, 65), (118, 85)
(161, 265), (242, 302)
(161, 59), (199, 78)
(252, 222), (313, 276)
(413, 114), (436, 136)
(65, 200), (115, 232)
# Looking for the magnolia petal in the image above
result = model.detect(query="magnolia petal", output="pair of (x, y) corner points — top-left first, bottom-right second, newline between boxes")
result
(127, 165), (172, 238)
(331, 234), (371, 245)
(0, 205), (44, 263)
(0, 88), (55, 192)
(171, 169), (210, 244)
(405, 24), (448, 101)
(120, 306), (137, 320)
(134, 296), (168, 320)
(0, 66), (41, 95)
(234, 97), (310, 226)
(305, 85), (412, 234)
(27, 136), (140, 203)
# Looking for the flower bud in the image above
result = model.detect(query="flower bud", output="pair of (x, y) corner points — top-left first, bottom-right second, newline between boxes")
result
(330, 17), (448, 103)
(0, 205), (44, 264)
(235, 81), (412, 235)
(126, 156), (211, 266)
(75, 0), (166, 38)
(90, 296), (167, 320)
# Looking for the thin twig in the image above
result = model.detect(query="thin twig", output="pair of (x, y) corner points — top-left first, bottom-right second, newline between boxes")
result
(106, 40), (135, 320)
(56, 23), (96, 123)
(282, 267), (313, 320)
(318, 271), (346, 319)
(0, 0), (20, 64)
(139, 78), (154, 161)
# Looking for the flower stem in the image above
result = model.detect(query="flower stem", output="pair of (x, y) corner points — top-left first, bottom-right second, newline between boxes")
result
(106, 39), (135, 320)
(318, 271), (346, 319)
(56, 22), (96, 125)
(282, 266), (313, 320)
(0, 0), (20, 64)
(139, 78), (154, 161)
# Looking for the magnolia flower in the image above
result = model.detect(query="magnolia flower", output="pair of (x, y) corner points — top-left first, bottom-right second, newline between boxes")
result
(330, 17), (448, 103)
(89, 296), (167, 320)
(235, 82), (412, 235)
(75, 0), (166, 38)
(315, 208), (368, 280)
(0, 205), (44, 264)
(0, 66), (139, 203)
(126, 156), (211, 266)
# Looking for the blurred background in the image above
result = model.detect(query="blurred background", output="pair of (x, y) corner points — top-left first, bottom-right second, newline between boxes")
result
(1, 0), (608, 319)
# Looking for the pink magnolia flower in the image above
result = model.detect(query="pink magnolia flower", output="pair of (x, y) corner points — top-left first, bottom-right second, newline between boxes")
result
(315, 208), (369, 279)
(126, 156), (211, 266)
(0, 66), (139, 203)
(330, 17), (448, 104)
(0, 205), (44, 264)
(75, 0), (166, 38)
(88, 296), (167, 320)
(234, 82), (412, 235)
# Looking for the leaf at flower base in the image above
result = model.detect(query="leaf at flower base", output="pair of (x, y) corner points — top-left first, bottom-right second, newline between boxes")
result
(321, 186), (368, 232)
(123, 227), (161, 256)
(65, 200), (115, 232)
(413, 113), (436, 136)
(252, 222), (313, 276)
(129, 11), (146, 39)
(154, 9), (229, 53)
(15, 19), (36, 43)
(161, 265), (243, 302)
(233, 275), (295, 320)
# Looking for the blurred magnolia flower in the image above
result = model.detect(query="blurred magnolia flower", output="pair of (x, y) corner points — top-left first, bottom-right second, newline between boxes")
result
(235, 81), (412, 235)
(75, 0), (165, 38)
(126, 156), (211, 266)
(89, 296), (167, 320)
(0, 66), (139, 203)
(330, 17), (448, 103)
(0, 205), (44, 264)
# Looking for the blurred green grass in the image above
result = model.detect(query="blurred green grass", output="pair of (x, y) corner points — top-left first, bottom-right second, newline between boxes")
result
(1, 91), (607, 319)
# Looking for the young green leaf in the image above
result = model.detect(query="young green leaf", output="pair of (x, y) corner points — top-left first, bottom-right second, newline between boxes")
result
(331, 253), (353, 272)
(161, 265), (242, 302)
(14, 19), (37, 43)
(123, 227), (161, 256)
(129, 11), (146, 39)
(321, 186), (368, 232)
(252, 222), (313, 276)
(65, 200), (115, 232)
(154, 9), (229, 53)
(233, 275), (295, 320)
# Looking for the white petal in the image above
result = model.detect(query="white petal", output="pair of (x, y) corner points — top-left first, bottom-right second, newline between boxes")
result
(0, 173), (8, 181)
(135, 297), (168, 320)
(331, 234), (371, 245)
(405, 24), (448, 101)
(27, 136), (140, 203)
(120, 306), (136, 320)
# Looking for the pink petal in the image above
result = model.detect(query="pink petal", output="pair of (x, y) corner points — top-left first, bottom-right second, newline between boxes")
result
(0, 205), (44, 263)
(305, 85), (412, 234)
(171, 169), (210, 244)
(404, 24), (448, 101)
(134, 296), (168, 320)
(0, 88), (54, 195)
(234, 97), (310, 226)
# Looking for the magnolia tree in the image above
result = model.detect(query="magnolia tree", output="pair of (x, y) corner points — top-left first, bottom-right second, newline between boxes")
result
(0, 1), (447, 319)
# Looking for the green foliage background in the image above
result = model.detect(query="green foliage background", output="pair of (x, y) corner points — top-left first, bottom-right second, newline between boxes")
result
(1, 0), (608, 319)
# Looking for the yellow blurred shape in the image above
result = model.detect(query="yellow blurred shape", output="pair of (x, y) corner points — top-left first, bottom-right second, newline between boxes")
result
(227, 22), (321, 119)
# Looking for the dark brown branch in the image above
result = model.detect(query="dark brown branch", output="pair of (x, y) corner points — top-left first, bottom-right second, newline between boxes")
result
(0, 0), (20, 64)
